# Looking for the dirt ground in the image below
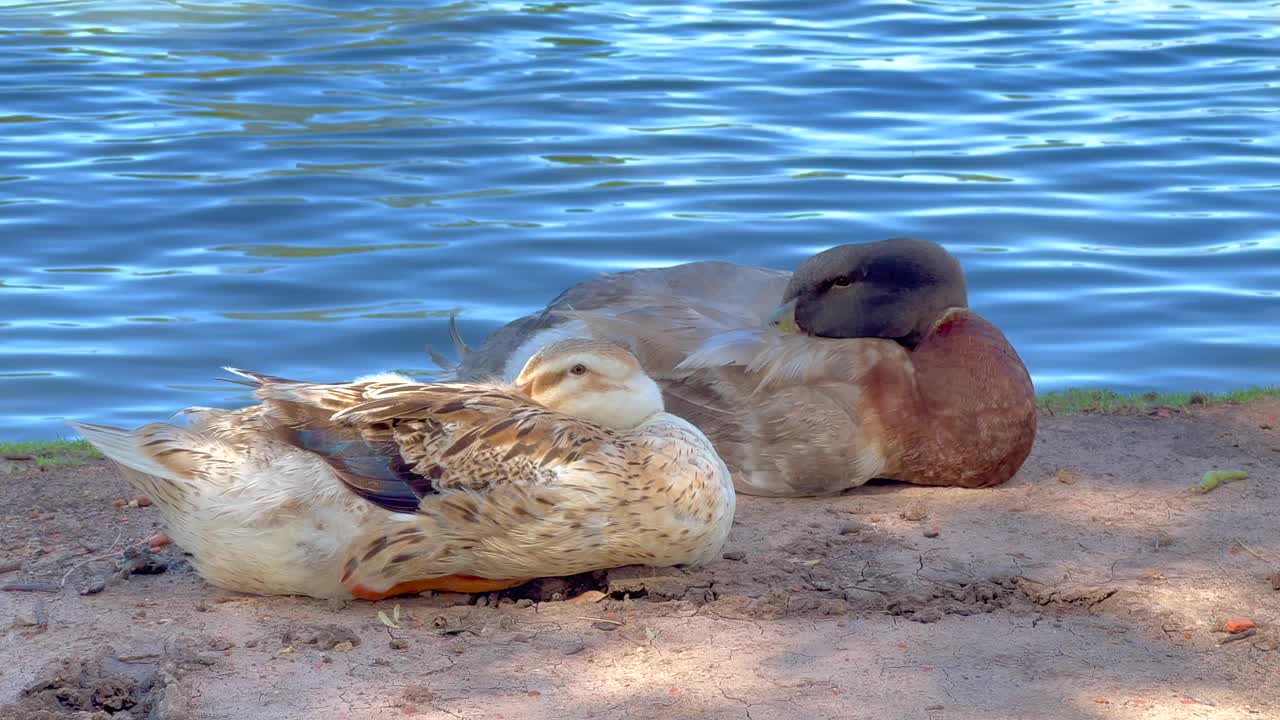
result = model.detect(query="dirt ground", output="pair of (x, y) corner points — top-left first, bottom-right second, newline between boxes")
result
(1, 400), (1277, 720)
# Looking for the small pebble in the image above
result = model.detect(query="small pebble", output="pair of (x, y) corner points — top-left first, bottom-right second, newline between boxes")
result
(838, 523), (862, 536)
(333, 641), (355, 653)
(80, 578), (107, 596)
(592, 621), (620, 632)
(112, 499), (127, 509)
(722, 550), (746, 561)
(389, 638), (409, 650)
(562, 640), (586, 656)
(372, 658), (392, 666)
(512, 633), (532, 643)
(1253, 638), (1278, 652)
(514, 598), (533, 609)
(923, 529), (940, 539)
(147, 534), (172, 550)
(245, 639), (259, 648)
(134, 495), (153, 507)
(900, 502), (929, 522)
(1224, 617), (1257, 634)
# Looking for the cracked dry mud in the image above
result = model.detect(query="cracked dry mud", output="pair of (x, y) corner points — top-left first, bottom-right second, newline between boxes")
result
(2, 399), (1278, 719)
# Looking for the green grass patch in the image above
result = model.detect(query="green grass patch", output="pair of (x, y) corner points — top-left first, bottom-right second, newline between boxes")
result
(0, 438), (103, 468)
(1036, 386), (1280, 415)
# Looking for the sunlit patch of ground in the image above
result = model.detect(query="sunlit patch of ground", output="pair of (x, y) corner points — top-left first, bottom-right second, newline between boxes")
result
(1, 399), (1276, 719)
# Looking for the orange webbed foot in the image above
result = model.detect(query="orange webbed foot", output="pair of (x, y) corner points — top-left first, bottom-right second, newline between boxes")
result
(347, 575), (530, 601)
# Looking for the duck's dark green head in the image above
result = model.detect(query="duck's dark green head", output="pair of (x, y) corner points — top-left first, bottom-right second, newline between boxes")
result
(770, 237), (968, 348)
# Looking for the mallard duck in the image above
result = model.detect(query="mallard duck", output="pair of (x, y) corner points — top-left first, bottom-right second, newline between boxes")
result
(69, 339), (735, 600)
(448, 238), (1037, 497)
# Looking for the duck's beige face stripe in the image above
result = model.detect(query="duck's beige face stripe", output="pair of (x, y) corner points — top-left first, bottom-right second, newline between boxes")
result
(515, 339), (643, 400)
(512, 339), (664, 430)
(517, 365), (566, 400)
(522, 366), (628, 401)
(516, 339), (638, 380)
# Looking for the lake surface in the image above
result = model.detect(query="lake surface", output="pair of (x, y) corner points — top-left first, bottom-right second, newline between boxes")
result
(2, 0), (1278, 440)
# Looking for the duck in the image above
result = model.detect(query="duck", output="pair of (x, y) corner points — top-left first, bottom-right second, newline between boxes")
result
(446, 237), (1037, 497)
(69, 339), (735, 601)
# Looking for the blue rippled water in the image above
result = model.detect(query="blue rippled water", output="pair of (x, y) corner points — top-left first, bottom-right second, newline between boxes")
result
(2, 0), (1278, 440)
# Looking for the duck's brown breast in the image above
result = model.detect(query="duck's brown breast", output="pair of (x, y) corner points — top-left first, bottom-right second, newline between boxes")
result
(888, 308), (1037, 488)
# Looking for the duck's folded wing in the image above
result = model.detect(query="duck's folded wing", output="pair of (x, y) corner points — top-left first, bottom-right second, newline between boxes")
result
(552, 298), (740, 377)
(232, 370), (612, 513)
(680, 332), (915, 392)
(454, 261), (790, 381)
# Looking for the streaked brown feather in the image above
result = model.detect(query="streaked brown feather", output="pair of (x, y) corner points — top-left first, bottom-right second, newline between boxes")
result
(233, 373), (617, 509)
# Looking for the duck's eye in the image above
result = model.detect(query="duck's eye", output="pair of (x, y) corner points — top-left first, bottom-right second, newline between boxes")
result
(569, 364), (588, 376)
(832, 276), (852, 288)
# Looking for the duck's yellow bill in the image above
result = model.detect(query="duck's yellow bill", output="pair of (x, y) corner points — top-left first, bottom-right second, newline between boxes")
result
(769, 299), (802, 334)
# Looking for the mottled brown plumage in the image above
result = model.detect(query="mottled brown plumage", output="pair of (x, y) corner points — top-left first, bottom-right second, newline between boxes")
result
(449, 238), (1037, 496)
(70, 341), (735, 600)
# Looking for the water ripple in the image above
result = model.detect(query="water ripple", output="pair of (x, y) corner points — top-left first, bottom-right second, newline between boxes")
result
(1, 0), (1279, 438)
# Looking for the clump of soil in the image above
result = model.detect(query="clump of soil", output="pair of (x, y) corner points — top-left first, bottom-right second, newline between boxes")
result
(1017, 579), (1120, 610)
(16, 653), (153, 712)
(3, 653), (156, 719)
(280, 624), (361, 651)
(0, 641), (214, 720)
(884, 576), (1027, 623)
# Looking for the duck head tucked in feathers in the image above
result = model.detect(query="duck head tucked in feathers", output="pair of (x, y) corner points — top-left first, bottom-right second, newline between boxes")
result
(760, 238), (1033, 490)
(769, 237), (968, 348)
(514, 338), (665, 430)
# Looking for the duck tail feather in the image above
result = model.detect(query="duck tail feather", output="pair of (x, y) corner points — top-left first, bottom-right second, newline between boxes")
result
(448, 315), (470, 358)
(67, 420), (189, 483)
(427, 345), (458, 375)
